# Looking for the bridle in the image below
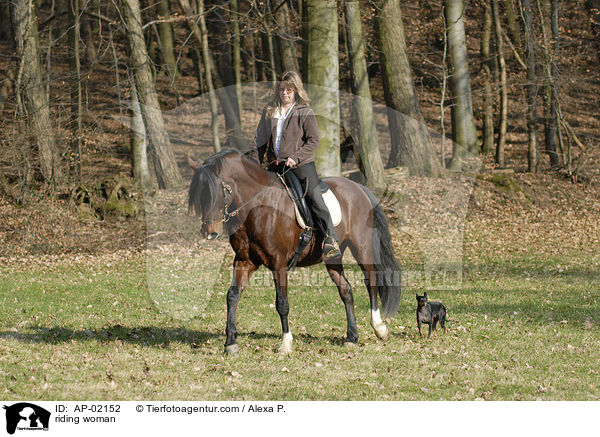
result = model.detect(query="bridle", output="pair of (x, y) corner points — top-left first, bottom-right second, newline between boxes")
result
(201, 161), (294, 238)
(201, 177), (235, 238)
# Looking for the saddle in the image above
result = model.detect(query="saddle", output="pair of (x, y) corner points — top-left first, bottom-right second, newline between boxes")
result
(278, 172), (342, 271)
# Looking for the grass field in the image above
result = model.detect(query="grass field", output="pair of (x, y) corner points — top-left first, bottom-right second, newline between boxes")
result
(1, 245), (598, 401)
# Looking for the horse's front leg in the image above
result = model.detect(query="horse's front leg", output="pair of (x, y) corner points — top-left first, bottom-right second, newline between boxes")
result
(224, 257), (257, 355)
(272, 267), (293, 354)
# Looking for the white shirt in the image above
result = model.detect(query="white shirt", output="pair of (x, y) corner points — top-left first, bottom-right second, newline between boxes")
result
(273, 103), (295, 157)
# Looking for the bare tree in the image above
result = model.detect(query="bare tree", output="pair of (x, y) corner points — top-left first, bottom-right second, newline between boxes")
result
(120, 0), (182, 189)
(130, 83), (155, 188)
(444, 0), (479, 168)
(585, 0), (600, 60)
(156, 0), (178, 78)
(492, 0), (508, 168)
(344, 0), (384, 189)
(179, 0), (247, 150)
(523, 0), (538, 172)
(480, 0), (495, 155)
(307, 0), (340, 177)
(69, 0), (83, 181)
(374, 0), (441, 176)
(275, 0), (300, 73)
(11, 0), (61, 183)
(230, 0), (243, 118)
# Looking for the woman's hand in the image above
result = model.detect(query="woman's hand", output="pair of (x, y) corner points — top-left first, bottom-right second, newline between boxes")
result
(285, 157), (297, 168)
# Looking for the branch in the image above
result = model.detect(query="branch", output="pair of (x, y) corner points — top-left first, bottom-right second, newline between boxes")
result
(559, 118), (587, 152)
(503, 30), (527, 70)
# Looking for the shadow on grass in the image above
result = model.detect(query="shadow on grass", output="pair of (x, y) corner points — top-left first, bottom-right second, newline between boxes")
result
(0, 325), (342, 349)
(0, 325), (218, 347)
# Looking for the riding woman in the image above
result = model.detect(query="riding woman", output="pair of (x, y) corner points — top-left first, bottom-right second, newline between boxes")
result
(250, 71), (342, 261)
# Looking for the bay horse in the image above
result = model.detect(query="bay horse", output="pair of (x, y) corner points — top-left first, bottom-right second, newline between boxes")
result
(188, 149), (401, 354)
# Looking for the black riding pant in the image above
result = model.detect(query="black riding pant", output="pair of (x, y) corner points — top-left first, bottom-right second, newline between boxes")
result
(270, 161), (338, 240)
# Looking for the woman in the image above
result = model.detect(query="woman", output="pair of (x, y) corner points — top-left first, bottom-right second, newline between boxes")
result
(250, 71), (341, 261)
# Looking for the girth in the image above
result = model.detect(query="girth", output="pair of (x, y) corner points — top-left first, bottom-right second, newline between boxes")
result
(277, 172), (314, 271)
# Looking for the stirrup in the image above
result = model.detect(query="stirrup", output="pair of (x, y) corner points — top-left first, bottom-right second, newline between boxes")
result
(322, 236), (341, 261)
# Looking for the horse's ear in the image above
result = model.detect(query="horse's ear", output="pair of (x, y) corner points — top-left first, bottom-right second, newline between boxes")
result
(187, 154), (201, 170)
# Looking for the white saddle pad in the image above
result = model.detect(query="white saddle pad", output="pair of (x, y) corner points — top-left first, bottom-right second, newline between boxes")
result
(295, 188), (342, 230)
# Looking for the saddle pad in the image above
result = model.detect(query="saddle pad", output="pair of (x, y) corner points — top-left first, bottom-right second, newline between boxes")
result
(295, 189), (342, 230)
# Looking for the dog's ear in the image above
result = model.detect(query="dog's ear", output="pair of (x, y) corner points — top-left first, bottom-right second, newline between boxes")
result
(415, 294), (419, 300)
(424, 292), (428, 300)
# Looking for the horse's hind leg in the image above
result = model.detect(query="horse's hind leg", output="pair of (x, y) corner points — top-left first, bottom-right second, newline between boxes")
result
(348, 240), (390, 341)
(356, 262), (389, 341)
(225, 257), (258, 355)
(325, 262), (358, 346)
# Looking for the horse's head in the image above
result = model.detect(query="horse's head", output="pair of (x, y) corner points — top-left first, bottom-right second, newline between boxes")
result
(188, 149), (247, 239)
(188, 153), (230, 240)
(188, 148), (269, 239)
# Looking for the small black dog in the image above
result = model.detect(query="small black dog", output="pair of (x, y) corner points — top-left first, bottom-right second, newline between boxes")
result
(416, 292), (447, 337)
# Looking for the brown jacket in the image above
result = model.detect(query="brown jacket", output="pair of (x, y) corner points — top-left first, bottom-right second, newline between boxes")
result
(249, 105), (319, 166)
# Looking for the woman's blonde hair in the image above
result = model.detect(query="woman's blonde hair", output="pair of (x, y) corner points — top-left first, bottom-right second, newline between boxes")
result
(267, 71), (310, 117)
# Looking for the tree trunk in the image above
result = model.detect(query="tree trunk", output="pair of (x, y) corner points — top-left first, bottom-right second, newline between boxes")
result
(69, 0), (83, 181)
(375, 0), (441, 177)
(492, 0), (508, 168)
(0, 61), (16, 112)
(548, 0), (560, 166)
(344, 0), (384, 189)
(502, 0), (523, 52)
(300, 0), (309, 81)
(197, 0), (220, 152)
(262, 15), (278, 83)
(131, 83), (155, 188)
(177, 0), (220, 151)
(156, 0), (178, 78)
(80, 6), (97, 63)
(307, 0), (340, 177)
(178, 0), (247, 150)
(120, 0), (182, 189)
(481, 0), (495, 155)
(275, 0), (300, 74)
(585, 0), (600, 60)
(536, 0), (560, 167)
(230, 0), (243, 119)
(444, 0), (479, 168)
(11, 0), (61, 183)
(0, 1), (14, 40)
(523, 0), (538, 172)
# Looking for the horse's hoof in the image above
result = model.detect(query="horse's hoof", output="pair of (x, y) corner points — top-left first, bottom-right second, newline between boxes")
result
(343, 341), (357, 349)
(374, 325), (389, 341)
(225, 344), (239, 355)
(277, 332), (293, 355)
(277, 344), (293, 355)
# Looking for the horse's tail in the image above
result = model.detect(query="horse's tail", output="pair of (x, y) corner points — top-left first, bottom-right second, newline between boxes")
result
(359, 185), (402, 318)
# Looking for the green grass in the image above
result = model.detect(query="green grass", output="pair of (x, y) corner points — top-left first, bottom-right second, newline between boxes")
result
(0, 250), (598, 400)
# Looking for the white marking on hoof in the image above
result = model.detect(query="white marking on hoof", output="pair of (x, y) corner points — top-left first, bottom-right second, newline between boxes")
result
(225, 344), (239, 355)
(277, 332), (293, 355)
(371, 309), (390, 341)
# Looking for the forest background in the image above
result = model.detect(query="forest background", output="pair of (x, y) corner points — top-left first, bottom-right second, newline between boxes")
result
(0, 0), (599, 402)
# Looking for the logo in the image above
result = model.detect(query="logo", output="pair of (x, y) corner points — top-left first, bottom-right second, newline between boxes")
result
(3, 403), (50, 435)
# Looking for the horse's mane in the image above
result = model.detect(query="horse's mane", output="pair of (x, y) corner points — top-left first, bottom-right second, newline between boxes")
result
(188, 148), (269, 217)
